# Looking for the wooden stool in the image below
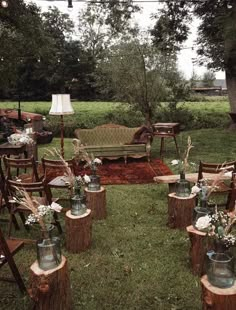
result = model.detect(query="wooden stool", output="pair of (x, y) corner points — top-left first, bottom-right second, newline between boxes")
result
(186, 225), (208, 276)
(65, 209), (92, 253)
(29, 256), (72, 310)
(84, 186), (107, 220)
(168, 193), (196, 229)
(201, 275), (236, 310)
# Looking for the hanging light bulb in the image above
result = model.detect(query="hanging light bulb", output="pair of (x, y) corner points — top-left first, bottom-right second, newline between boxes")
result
(1, 0), (8, 8)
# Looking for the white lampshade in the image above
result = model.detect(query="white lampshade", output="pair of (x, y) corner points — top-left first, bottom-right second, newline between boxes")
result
(49, 94), (74, 115)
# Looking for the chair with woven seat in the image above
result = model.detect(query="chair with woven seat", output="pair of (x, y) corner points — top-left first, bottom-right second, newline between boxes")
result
(0, 225), (26, 293)
(6, 179), (62, 240)
(197, 160), (236, 208)
(3, 155), (42, 183)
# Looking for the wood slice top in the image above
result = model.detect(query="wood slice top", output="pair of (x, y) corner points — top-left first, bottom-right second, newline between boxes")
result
(85, 186), (105, 193)
(30, 256), (66, 275)
(66, 209), (91, 219)
(154, 173), (230, 184)
(186, 225), (207, 236)
(201, 275), (236, 295)
(168, 192), (196, 200)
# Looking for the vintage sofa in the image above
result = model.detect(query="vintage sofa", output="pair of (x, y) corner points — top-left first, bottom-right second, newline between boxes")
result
(74, 124), (152, 163)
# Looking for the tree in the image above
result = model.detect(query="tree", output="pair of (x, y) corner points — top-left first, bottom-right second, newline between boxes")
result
(77, 1), (140, 98)
(202, 71), (216, 87)
(96, 36), (189, 126)
(151, 0), (236, 112)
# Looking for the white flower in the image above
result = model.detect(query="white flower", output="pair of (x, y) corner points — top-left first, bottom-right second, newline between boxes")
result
(191, 184), (201, 194)
(94, 158), (102, 165)
(83, 174), (91, 183)
(195, 215), (211, 231)
(171, 159), (180, 165)
(50, 202), (62, 213)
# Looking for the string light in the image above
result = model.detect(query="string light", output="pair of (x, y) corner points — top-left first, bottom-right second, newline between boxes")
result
(1, 0), (8, 8)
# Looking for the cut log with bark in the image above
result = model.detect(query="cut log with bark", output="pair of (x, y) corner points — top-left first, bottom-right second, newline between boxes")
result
(186, 225), (209, 276)
(84, 187), (107, 220)
(65, 209), (92, 253)
(29, 256), (72, 310)
(168, 193), (196, 229)
(201, 275), (236, 310)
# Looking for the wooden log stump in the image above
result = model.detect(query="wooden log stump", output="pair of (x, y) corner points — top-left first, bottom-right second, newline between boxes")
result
(186, 225), (208, 276)
(84, 186), (107, 220)
(65, 209), (92, 253)
(201, 275), (236, 310)
(168, 193), (196, 229)
(29, 256), (72, 310)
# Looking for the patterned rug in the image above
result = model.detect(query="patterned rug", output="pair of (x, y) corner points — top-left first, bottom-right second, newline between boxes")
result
(80, 158), (173, 185)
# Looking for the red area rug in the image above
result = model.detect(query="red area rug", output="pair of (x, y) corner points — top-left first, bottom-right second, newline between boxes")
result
(82, 158), (173, 185)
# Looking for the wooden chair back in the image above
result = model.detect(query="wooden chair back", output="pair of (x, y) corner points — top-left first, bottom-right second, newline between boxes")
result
(3, 155), (41, 182)
(0, 225), (26, 293)
(6, 179), (62, 236)
(198, 160), (236, 182)
(41, 157), (76, 183)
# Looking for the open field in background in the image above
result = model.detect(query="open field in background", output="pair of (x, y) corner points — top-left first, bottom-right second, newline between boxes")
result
(0, 96), (232, 135)
(0, 99), (236, 309)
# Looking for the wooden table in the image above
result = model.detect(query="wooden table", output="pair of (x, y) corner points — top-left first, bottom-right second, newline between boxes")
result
(154, 173), (231, 192)
(0, 142), (27, 158)
(152, 123), (180, 158)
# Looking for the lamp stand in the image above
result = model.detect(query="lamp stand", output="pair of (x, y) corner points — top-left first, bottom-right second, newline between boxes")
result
(60, 115), (64, 158)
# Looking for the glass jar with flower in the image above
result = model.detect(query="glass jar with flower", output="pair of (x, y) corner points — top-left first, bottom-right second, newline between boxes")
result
(171, 136), (194, 197)
(70, 175), (90, 216)
(14, 190), (63, 271)
(191, 181), (210, 228)
(194, 206), (236, 288)
(72, 140), (102, 192)
(85, 157), (102, 192)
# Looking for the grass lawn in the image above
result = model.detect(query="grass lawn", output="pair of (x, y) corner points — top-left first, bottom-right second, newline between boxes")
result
(0, 101), (235, 309)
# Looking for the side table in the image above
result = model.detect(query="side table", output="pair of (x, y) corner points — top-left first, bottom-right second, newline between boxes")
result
(152, 122), (180, 158)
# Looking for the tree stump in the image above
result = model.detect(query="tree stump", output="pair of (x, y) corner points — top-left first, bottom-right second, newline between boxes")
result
(84, 186), (107, 220)
(186, 225), (208, 276)
(201, 275), (236, 310)
(29, 256), (72, 310)
(65, 209), (92, 253)
(168, 193), (196, 229)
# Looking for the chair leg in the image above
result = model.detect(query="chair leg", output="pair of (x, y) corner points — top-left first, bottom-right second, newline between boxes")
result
(160, 137), (164, 159)
(6, 253), (26, 293)
(18, 212), (30, 231)
(53, 212), (62, 234)
(173, 136), (180, 157)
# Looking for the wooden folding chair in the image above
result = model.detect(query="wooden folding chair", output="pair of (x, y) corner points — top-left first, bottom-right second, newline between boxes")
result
(41, 157), (76, 185)
(0, 226), (26, 293)
(6, 179), (62, 241)
(3, 155), (42, 183)
(198, 160), (236, 208)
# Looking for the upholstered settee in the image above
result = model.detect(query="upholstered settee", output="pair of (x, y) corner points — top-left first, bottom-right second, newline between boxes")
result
(74, 124), (152, 163)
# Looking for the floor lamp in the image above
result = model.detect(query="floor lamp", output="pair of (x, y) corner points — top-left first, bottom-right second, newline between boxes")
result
(49, 94), (74, 158)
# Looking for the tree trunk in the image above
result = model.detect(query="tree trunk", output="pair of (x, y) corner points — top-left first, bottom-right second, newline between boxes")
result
(168, 193), (196, 229)
(201, 275), (236, 310)
(84, 187), (107, 220)
(29, 256), (72, 310)
(186, 225), (208, 276)
(224, 2), (236, 114)
(65, 209), (92, 253)
(226, 72), (236, 113)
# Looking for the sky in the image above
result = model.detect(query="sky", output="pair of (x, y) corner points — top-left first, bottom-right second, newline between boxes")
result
(25, 0), (225, 80)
